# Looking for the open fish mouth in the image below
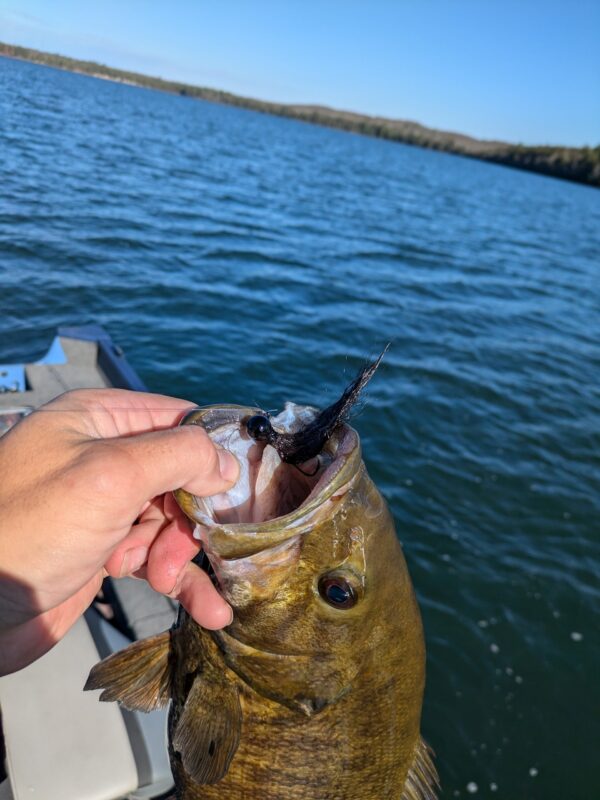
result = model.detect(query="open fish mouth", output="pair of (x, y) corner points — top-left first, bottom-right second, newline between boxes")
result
(174, 404), (361, 607)
(174, 403), (360, 537)
(173, 352), (385, 600)
(174, 350), (385, 540)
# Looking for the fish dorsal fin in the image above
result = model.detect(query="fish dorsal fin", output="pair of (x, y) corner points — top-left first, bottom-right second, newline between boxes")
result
(172, 669), (242, 785)
(84, 630), (172, 712)
(401, 737), (440, 800)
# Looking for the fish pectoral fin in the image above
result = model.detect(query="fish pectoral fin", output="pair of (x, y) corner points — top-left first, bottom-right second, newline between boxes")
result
(401, 736), (440, 800)
(84, 629), (172, 712)
(172, 672), (242, 785)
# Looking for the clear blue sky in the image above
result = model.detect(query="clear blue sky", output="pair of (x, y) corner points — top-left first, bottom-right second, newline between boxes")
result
(1, 0), (598, 146)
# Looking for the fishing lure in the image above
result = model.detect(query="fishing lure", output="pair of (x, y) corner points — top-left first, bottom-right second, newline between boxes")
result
(246, 346), (388, 466)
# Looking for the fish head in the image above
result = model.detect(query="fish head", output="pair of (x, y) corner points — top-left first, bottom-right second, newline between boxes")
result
(175, 403), (422, 717)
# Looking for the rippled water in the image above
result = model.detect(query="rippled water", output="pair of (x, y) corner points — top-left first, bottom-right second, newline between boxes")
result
(2, 56), (599, 798)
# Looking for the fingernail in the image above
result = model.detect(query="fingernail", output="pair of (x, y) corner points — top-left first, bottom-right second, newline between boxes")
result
(120, 546), (148, 577)
(217, 448), (239, 483)
(168, 569), (184, 596)
(215, 604), (234, 629)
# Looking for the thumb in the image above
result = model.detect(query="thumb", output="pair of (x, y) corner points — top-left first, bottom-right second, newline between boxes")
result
(109, 424), (239, 503)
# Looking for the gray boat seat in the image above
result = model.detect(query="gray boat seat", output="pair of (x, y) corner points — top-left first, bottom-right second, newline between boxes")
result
(0, 580), (177, 800)
(106, 577), (178, 641)
(0, 327), (180, 798)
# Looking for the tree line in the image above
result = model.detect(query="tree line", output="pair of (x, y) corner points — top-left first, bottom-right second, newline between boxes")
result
(1, 42), (598, 188)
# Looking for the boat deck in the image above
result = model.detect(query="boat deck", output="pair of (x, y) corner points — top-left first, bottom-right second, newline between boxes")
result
(0, 335), (110, 410)
(0, 326), (175, 800)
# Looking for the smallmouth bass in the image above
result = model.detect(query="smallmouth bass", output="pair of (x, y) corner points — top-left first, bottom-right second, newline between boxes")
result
(86, 395), (438, 799)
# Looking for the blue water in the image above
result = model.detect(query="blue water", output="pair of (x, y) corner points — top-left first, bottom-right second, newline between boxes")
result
(1, 57), (599, 799)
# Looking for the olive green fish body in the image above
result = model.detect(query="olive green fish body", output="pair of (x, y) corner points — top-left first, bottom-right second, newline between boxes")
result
(86, 405), (438, 800)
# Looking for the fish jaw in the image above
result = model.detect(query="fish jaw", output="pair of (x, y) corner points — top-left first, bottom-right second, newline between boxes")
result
(174, 403), (361, 565)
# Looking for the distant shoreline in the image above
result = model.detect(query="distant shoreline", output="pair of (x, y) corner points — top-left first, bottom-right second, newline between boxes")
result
(1, 42), (598, 189)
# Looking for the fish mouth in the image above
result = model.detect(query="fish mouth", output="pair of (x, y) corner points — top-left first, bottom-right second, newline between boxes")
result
(174, 403), (361, 561)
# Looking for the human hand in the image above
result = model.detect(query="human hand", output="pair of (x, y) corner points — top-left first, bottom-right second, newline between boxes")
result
(0, 388), (239, 675)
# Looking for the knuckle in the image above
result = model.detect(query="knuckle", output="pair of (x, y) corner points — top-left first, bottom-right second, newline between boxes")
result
(75, 441), (142, 500)
(52, 388), (94, 409)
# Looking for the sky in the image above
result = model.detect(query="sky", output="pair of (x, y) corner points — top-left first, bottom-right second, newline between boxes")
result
(1, 0), (598, 146)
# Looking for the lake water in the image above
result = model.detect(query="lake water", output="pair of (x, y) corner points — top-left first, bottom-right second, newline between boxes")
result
(1, 56), (599, 799)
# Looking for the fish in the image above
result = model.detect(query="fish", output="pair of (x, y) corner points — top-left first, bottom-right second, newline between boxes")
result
(85, 366), (438, 800)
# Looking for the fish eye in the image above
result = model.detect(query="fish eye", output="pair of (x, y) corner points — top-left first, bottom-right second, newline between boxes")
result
(246, 414), (274, 442)
(318, 575), (358, 609)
